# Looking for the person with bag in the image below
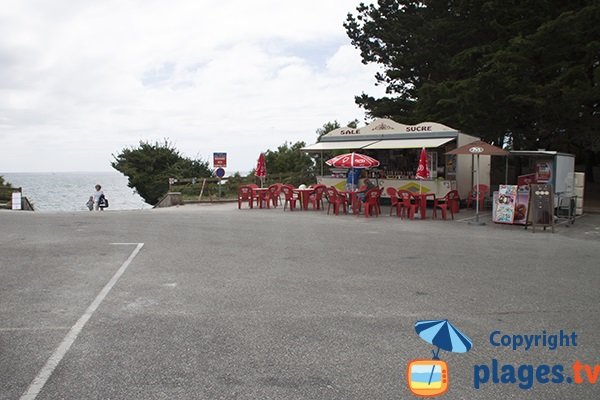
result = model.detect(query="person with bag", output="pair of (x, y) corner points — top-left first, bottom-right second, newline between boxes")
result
(98, 193), (109, 210)
(92, 184), (108, 211)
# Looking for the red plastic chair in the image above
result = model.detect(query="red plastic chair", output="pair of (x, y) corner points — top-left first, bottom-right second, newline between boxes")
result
(252, 187), (271, 208)
(466, 184), (489, 209)
(307, 185), (325, 210)
(348, 184), (368, 214)
(344, 188), (363, 215)
(397, 190), (419, 219)
(363, 188), (382, 218)
(280, 184), (298, 211)
(386, 187), (402, 217)
(304, 188), (318, 210)
(311, 184), (327, 210)
(325, 186), (348, 215)
(433, 190), (460, 220)
(267, 184), (282, 208)
(246, 184), (261, 207)
(237, 186), (253, 209)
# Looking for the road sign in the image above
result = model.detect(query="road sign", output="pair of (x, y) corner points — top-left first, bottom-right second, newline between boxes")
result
(215, 167), (226, 178)
(213, 152), (227, 168)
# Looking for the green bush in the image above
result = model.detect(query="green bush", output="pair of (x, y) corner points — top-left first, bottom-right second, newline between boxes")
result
(112, 140), (212, 205)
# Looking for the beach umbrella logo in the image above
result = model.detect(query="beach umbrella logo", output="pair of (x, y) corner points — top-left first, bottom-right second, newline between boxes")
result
(407, 319), (472, 397)
(325, 152), (380, 169)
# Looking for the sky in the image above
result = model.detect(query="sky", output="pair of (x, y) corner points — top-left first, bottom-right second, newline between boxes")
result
(0, 0), (386, 173)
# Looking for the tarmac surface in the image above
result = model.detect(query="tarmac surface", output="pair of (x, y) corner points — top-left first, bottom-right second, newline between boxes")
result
(1, 204), (599, 399)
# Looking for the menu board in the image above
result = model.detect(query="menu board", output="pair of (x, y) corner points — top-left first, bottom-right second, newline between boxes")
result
(513, 186), (530, 225)
(493, 185), (518, 224)
(529, 184), (554, 231)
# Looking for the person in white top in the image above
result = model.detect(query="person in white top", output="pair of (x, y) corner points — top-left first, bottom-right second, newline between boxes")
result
(92, 184), (104, 211)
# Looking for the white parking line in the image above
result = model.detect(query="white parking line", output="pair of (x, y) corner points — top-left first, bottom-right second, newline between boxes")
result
(19, 243), (144, 400)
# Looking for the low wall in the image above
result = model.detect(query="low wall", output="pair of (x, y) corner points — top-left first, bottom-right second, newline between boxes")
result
(154, 192), (183, 208)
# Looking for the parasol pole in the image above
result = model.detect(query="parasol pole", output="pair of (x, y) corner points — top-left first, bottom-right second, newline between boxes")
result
(469, 154), (485, 225)
(351, 153), (356, 190)
(427, 348), (442, 385)
(476, 154), (480, 222)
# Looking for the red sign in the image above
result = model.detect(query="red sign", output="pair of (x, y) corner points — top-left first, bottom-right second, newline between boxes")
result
(535, 161), (552, 183)
(213, 152), (227, 168)
(517, 173), (537, 186)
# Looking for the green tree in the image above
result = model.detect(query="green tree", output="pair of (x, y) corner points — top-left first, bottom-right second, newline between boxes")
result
(315, 119), (360, 141)
(345, 0), (600, 168)
(112, 140), (211, 205)
(316, 120), (340, 142)
(313, 120), (361, 175)
(263, 141), (315, 186)
(0, 176), (12, 189)
(0, 176), (13, 203)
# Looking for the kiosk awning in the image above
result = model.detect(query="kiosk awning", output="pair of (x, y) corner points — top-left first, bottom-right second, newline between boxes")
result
(301, 141), (377, 151)
(362, 137), (454, 150)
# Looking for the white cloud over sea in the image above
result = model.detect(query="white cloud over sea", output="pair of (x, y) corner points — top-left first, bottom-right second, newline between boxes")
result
(0, 0), (385, 173)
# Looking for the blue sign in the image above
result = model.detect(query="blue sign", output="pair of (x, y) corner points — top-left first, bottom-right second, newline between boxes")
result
(215, 167), (226, 178)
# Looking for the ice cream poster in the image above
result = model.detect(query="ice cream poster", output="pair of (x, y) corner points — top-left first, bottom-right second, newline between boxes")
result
(493, 185), (518, 224)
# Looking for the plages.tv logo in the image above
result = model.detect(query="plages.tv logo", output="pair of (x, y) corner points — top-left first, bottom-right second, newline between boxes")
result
(407, 319), (472, 397)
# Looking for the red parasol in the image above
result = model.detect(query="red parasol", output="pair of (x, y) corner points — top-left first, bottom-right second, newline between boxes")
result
(325, 152), (380, 169)
(416, 147), (430, 180)
(255, 153), (266, 187)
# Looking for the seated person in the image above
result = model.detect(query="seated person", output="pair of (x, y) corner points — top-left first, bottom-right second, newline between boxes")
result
(364, 178), (377, 191)
(359, 178), (377, 202)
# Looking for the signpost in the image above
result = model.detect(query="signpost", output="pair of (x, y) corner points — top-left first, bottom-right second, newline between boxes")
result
(168, 177), (177, 192)
(215, 167), (226, 198)
(213, 154), (227, 198)
(213, 153), (227, 168)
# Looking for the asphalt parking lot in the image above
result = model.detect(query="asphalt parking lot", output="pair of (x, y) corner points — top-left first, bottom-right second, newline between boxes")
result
(1, 205), (599, 399)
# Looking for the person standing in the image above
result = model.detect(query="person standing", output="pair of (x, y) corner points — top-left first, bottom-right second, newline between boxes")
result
(86, 196), (94, 211)
(92, 184), (104, 211)
(346, 168), (362, 191)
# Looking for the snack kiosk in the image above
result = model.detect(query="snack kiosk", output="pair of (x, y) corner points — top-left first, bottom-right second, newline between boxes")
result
(302, 118), (487, 199)
(491, 151), (578, 226)
(509, 151), (576, 198)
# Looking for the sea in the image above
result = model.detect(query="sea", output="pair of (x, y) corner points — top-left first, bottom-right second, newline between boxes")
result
(1, 171), (149, 212)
